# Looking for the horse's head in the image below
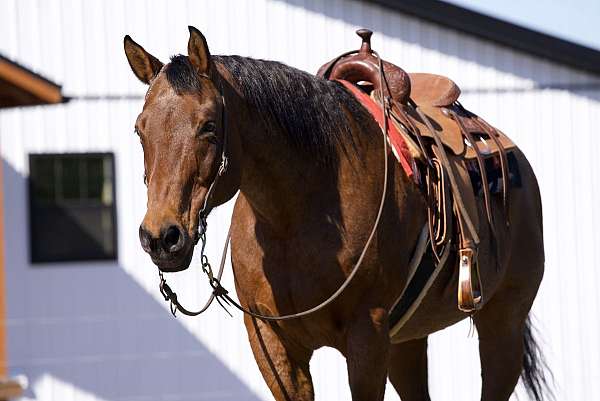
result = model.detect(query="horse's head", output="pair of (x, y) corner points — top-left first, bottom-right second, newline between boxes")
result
(124, 27), (227, 272)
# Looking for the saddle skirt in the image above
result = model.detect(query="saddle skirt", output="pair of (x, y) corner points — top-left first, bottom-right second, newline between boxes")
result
(401, 102), (515, 159)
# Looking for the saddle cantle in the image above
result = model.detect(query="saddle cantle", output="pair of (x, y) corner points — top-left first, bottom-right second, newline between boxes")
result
(409, 72), (460, 107)
(318, 29), (517, 332)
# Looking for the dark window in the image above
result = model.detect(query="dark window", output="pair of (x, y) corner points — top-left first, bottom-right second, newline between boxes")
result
(28, 153), (117, 263)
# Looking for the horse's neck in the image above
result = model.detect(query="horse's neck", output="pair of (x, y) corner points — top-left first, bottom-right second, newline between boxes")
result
(220, 68), (424, 238)
(227, 98), (384, 235)
(237, 120), (332, 231)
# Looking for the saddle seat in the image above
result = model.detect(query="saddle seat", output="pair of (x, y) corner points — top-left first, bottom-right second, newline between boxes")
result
(408, 72), (460, 107)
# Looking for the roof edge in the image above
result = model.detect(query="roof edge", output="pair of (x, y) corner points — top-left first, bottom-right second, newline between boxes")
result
(365, 0), (600, 76)
(0, 54), (65, 107)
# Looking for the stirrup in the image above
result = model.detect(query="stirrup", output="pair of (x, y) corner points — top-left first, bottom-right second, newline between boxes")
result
(457, 248), (483, 312)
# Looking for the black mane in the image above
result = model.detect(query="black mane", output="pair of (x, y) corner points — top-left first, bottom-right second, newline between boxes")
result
(165, 54), (373, 163)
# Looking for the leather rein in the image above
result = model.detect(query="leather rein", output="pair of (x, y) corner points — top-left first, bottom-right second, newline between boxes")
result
(157, 54), (399, 320)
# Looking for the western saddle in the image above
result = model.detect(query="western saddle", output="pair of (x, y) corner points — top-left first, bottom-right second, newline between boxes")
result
(318, 29), (515, 315)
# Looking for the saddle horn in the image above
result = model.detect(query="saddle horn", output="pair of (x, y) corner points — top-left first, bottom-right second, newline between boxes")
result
(317, 29), (411, 105)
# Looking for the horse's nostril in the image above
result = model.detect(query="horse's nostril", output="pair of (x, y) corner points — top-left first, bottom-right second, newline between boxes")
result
(139, 225), (158, 254)
(163, 225), (183, 252)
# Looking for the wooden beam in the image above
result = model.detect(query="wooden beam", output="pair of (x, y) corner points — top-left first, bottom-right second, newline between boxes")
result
(0, 58), (62, 105)
(0, 378), (23, 400)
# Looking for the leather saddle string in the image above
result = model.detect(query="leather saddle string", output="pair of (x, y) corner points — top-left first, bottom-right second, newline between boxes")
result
(384, 100), (453, 260)
(471, 115), (510, 226)
(446, 108), (497, 241)
(383, 95), (455, 262)
(411, 104), (480, 246)
(426, 158), (451, 262)
(394, 106), (433, 168)
(163, 52), (392, 321)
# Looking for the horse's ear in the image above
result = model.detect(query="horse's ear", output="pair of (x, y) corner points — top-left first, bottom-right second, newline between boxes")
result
(124, 35), (163, 85)
(187, 26), (211, 74)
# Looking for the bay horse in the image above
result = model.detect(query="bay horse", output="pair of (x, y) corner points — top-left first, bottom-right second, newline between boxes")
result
(124, 26), (550, 401)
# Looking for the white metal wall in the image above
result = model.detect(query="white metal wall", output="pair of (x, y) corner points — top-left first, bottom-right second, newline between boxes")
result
(1, 0), (599, 400)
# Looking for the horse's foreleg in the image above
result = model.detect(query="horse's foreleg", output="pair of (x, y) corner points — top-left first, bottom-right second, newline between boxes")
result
(388, 337), (431, 401)
(345, 306), (390, 401)
(244, 315), (314, 401)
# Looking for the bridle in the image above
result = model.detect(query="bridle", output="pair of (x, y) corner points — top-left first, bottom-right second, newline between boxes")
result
(158, 72), (231, 316)
(156, 57), (426, 320)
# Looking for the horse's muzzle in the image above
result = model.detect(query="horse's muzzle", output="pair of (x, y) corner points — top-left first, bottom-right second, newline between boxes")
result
(139, 225), (195, 272)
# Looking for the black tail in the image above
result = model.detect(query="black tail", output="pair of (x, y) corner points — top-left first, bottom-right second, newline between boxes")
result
(521, 316), (554, 401)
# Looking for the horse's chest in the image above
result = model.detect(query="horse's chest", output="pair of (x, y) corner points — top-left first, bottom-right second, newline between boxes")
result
(232, 229), (350, 303)
(230, 215), (375, 348)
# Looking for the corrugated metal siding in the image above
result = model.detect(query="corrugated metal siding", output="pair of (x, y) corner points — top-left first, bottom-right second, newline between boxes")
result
(1, 0), (599, 400)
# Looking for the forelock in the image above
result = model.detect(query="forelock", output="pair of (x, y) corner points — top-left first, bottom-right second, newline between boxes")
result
(164, 55), (202, 93)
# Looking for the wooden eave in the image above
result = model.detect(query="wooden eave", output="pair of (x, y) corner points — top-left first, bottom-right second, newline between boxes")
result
(0, 55), (65, 108)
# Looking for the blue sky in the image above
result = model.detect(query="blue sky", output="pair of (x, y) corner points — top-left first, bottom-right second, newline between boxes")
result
(444, 0), (600, 50)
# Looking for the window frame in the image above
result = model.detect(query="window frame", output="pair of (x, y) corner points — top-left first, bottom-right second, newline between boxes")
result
(27, 152), (118, 264)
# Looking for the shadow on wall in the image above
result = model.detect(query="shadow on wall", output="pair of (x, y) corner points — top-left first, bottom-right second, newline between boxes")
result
(281, 0), (600, 102)
(2, 159), (260, 401)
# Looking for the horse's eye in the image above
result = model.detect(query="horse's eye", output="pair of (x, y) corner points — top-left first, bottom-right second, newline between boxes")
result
(201, 121), (216, 133)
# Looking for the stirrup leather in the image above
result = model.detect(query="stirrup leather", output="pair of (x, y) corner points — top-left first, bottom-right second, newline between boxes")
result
(457, 248), (483, 312)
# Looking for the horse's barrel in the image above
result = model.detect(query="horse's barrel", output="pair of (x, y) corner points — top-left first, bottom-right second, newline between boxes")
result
(316, 29), (411, 105)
